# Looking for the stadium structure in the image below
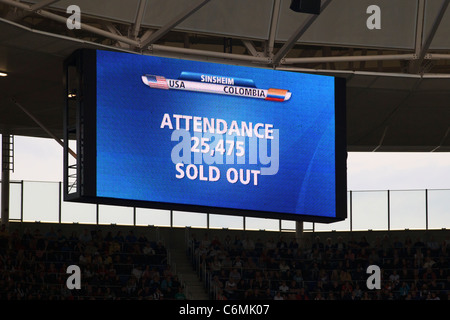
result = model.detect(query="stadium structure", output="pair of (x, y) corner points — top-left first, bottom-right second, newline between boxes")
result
(0, 0), (449, 302)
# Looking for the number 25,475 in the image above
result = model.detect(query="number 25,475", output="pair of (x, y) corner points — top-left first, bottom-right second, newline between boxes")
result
(191, 137), (244, 157)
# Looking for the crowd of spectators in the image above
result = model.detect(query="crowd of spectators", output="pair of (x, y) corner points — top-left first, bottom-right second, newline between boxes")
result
(189, 231), (450, 300)
(0, 224), (186, 300)
(1, 223), (449, 301)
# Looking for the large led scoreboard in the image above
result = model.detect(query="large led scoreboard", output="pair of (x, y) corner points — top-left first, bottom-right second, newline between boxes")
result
(64, 49), (347, 223)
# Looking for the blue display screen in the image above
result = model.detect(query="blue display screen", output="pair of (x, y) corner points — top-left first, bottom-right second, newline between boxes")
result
(95, 50), (344, 219)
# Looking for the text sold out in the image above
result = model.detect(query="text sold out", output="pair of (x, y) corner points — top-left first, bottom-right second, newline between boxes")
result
(175, 163), (261, 186)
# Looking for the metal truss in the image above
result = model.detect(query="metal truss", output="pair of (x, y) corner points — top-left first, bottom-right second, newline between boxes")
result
(1, 0), (450, 75)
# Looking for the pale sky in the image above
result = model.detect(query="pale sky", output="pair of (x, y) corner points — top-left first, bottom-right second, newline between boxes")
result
(2, 135), (450, 229)
(347, 151), (450, 191)
(7, 135), (450, 192)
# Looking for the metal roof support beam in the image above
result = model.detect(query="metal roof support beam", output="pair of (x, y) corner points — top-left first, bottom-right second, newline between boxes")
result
(140, 0), (212, 48)
(431, 127), (450, 152)
(0, 0), (29, 10)
(149, 44), (272, 64)
(30, 0), (61, 12)
(242, 40), (259, 57)
(267, 0), (281, 58)
(276, 66), (427, 79)
(0, 0), (140, 46)
(408, 0), (425, 73)
(11, 98), (77, 159)
(373, 126), (389, 152)
(272, 0), (332, 66)
(132, 0), (147, 39)
(104, 22), (130, 49)
(283, 53), (416, 64)
(413, 0), (426, 56)
(0, 0), (61, 11)
(140, 29), (154, 44)
(104, 22), (122, 37)
(36, 9), (140, 47)
(426, 53), (450, 60)
(411, 0), (450, 73)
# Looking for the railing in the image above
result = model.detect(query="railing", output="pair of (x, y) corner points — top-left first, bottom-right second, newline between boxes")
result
(1, 181), (449, 232)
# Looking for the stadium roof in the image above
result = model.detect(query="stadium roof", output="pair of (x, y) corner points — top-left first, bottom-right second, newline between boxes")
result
(1, 0), (450, 152)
